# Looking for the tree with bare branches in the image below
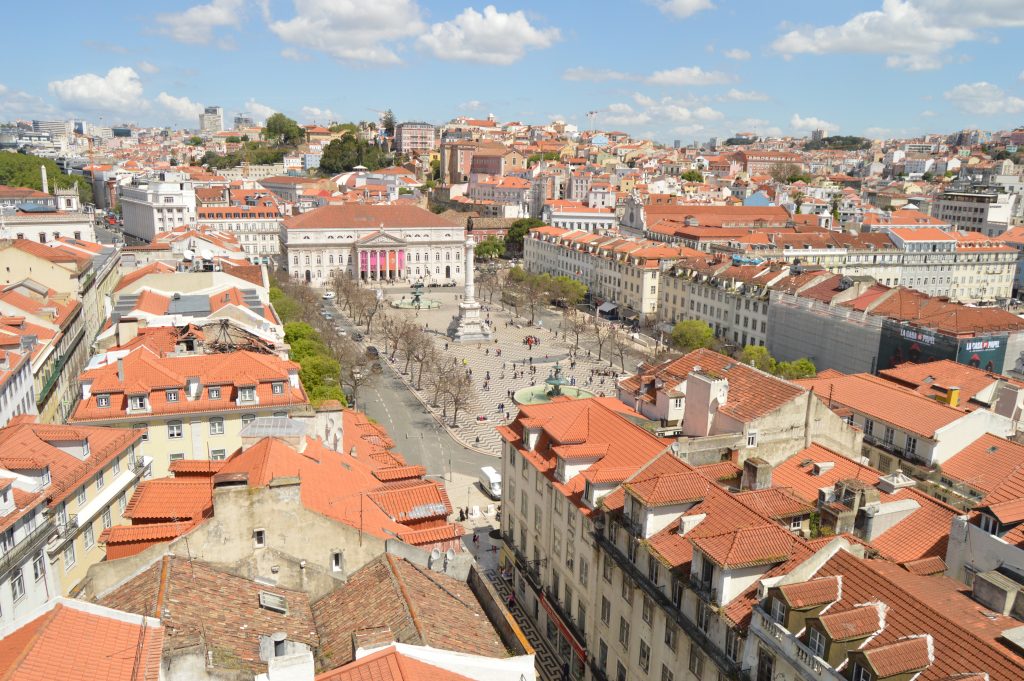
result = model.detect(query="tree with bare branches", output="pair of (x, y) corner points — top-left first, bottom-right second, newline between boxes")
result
(564, 307), (589, 349)
(336, 338), (379, 409)
(442, 368), (474, 427)
(609, 326), (633, 372)
(410, 333), (437, 390)
(592, 317), (612, 361)
(424, 355), (458, 408)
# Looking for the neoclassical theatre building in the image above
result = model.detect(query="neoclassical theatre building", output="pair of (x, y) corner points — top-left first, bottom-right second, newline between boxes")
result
(281, 204), (467, 285)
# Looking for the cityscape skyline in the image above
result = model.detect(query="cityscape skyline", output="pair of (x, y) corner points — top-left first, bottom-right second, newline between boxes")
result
(2, 0), (1023, 141)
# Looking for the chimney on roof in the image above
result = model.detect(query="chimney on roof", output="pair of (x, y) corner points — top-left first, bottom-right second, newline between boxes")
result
(116, 358), (124, 383)
(945, 386), (960, 408)
(40, 165), (48, 195)
(115, 318), (139, 347)
(741, 457), (772, 491)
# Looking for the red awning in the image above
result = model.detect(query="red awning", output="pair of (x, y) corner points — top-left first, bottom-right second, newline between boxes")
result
(539, 591), (586, 660)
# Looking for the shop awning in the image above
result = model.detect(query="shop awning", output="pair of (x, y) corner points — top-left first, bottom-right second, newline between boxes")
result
(539, 591), (586, 660)
(597, 302), (618, 313)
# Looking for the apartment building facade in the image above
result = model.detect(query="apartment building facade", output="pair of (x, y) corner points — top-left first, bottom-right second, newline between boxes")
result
(69, 348), (311, 478)
(118, 172), (197, 242)
(195, 200), (282, 262)
(394, 122), (437, 154)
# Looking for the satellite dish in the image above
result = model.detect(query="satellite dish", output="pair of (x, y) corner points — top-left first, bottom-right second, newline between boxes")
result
(182, 249), (194, 260)
(445, 549), (455, 562)
(429, 548), (441, 568)
(200, 248), (214, 261)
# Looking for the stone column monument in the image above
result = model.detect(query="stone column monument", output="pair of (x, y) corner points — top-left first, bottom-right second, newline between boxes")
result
(448, 236), (493, 342)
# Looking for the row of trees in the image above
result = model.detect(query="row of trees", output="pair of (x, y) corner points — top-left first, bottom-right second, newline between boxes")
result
(665, 319), (816, 378)
(478, 267), (587, 325)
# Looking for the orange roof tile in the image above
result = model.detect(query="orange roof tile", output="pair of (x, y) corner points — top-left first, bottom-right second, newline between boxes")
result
(819, 602), (884, 640)
(778, 575), (841, 608)
(692, 524), (797, 568)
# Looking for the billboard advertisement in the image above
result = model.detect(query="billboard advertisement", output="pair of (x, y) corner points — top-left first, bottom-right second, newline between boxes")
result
(877, 320), (1008, 373)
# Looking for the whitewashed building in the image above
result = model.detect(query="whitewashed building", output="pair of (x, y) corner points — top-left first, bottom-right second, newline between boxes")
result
(281, 204), (466, 285)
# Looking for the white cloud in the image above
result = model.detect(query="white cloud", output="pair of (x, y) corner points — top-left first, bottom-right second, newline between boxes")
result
(723, 48), (751, 60)
(459, 99), (484, 111)
(48, 67), (145, 114)
(563, 66), (631, 82)
(156, 0), (244, 45)
(864, 127), (892, 138)
(244, 99), (277, 123)
(0, 84), (54, 117)
(417, 5), (560, 65)
(721, 88), (769, 101)
(301, 105), (336, 121)
(740, 118), (782, 136)
(650, 0), (714, 19)
(137, 61), (159, 74)
(280, 48), (310, 61)
(694, 106), (724, 121)
(790, 113), (839, 133)
(270, 0), (425, 65)
(603, 103), (652, 127)
(772, 0), (1024, 71)
(646, 66), (732, 86)
(944, 81), (1024, 115)
(920, 110), (937, 117)
(156, 92), (204, 122)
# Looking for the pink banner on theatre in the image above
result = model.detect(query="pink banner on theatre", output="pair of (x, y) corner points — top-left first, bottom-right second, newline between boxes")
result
(397, 250), (405, 270)
(360, 251), (368, 272)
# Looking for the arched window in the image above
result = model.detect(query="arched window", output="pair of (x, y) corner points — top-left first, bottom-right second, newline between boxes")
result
(304, 255), (310, 265)
(435, 252), (440, 261)
(328, 254), (334, 264)
(316, 255), (322, 265)
(292, 255), (298, 265)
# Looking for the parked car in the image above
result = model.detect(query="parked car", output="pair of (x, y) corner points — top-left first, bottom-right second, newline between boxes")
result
(366, 346), (379, 358)
(352, 332), (365, 342)
(322, 291), (336, 300)
(479, 466), (502, 499)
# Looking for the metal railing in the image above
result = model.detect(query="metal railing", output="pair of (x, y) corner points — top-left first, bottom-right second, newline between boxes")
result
(594, 529), (743, 680)
(0, 517), (55, 577)
(543, 586), (586, 646)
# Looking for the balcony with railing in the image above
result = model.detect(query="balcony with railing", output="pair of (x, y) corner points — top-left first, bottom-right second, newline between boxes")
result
(751, 606), (842, 681)
(543, 586), (586, 646)
(501, 531), (543, 591)
(593, 526), (743, 680)
(0, 517), (55, 578)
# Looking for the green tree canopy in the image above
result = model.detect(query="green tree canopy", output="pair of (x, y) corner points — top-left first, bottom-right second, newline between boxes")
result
(669, 320), (715, 352)
(680, 169), (704, 182)
(185, 136), (203, 146)
(526, 151), (561, 165)
(738, 344), (816, 379)
(264, 112), (304, 146)
(551, 275), (587, 307)
(0, 152), (93, 205)
(318, 136), (389, 175)
(381, 110), (396, 137)
(474, 237), (505, 260)
(504, 218), (545, 256)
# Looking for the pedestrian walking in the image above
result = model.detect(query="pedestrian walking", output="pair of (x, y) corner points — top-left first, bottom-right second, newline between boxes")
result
(472, 532), (480, 547)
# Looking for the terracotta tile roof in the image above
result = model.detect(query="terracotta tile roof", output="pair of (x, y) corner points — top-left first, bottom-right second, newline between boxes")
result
(819, 602), (885, 640)
(863, 635), (935, 676)
(938, 434), (1024, 501)
(284, 205), (458, 230)
(694, 460), (741, 481)
(0, 420), (144, 507)
(620, 349), (805, 423)
(123, 478), (213, 522)
(100, 521), (199, 560)
(497, 397), (670, 516)
(0, 601), (163, 681)
(97, 556), (317, 676)
(878, 359), (1020, 409)
(735, 487), (815, 519)
(316, 646), (475, 681)
(167, 458), (224, 477)
(624, 470), (710, 507)
(72, 348), (307, 422)
(778, 575), (841, 608)
(396, 523), (465, 546)
(796, 372), (966, 437)
(311, 555), (507, 667)
(215, 436), (457, 544)
(902, 556), (947, 576)
(771, 443), (880, 503)
(810, 550), (1024, 680)
(692, 523), (797, 569)
(373, 465), (428, 482)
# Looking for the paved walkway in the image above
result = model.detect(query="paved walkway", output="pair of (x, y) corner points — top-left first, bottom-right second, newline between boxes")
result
(373, 290), (634, 455)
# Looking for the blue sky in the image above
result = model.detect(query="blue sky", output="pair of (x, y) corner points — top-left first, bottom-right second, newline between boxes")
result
(2, 0), (1023, 143)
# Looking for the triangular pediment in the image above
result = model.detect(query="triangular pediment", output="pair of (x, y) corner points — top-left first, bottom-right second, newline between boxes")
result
(356, 230), (406, 246)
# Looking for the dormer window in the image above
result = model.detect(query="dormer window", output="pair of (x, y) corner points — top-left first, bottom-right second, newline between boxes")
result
(272, 382), (284, 395)
(770, 596), (787, 624)
(166, 389), (179, 402)
(851, 663), (873, 681)
(209, 386), (221, 399)
(555, 458), (567, 482)
(129, 395), (146, 411)
(979, 512), (1000, 535)
(97, 394), (111, 408)
(240, 387), (256, 402)
(807, 627), (826, 657)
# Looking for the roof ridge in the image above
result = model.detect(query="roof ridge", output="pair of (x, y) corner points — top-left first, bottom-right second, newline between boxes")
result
(383, 554), (425, 644)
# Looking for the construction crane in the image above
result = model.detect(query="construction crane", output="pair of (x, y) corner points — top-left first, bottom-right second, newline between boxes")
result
(586, 110), (606, 133)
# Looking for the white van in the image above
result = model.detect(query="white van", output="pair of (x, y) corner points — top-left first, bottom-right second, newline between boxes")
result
(479, 466), (502, 499)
